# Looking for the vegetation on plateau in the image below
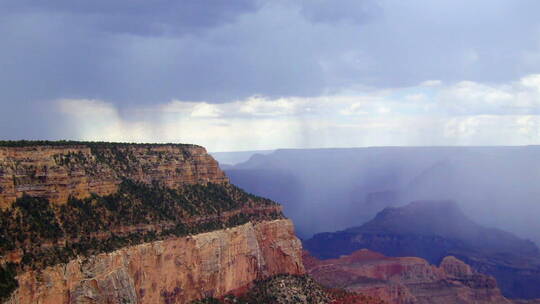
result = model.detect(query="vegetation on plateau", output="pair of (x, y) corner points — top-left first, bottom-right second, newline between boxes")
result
(190, 274), (386, 304)
(2, 140), (202, 176)
(0, 263), (18, 302)
(0, 179), (283, 300)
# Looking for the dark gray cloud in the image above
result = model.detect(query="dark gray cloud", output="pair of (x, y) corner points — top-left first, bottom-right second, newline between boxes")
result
(300, 0), (382, 24)
(1, 0), (261, 36)
(0, 100), (72, 141)
(1, 0), (540, 108)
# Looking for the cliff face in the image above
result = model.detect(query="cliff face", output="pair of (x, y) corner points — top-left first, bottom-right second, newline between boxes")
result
(0, 142), (303, 304)
(8, 220), (303, 304)
(0, 144), (227, 208)
(304, 249), (511, 304)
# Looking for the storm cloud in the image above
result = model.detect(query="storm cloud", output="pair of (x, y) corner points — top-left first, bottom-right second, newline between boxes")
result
(1, 0), (540, 147)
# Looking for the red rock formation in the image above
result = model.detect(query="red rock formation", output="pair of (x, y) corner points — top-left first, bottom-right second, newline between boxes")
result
(304, 200), (540, 299)
(0, 142), (305, 304)
(7, 220), (304, 304)
(0, 144), (227, 208)
(304, 249), (512, 304)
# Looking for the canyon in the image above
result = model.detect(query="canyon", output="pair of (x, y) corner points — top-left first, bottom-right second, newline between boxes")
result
(0, 142), (302, 304)
(304, 249), (512, 304)
(223, 146), (540, 245)
(8, 219), (303, 304)
(2, 142), (538, 303)
(304, 200), (540, 299)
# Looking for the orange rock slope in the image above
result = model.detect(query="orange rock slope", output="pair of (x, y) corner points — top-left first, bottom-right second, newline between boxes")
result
(304, 249), (512, 304)
(8, 220), (303, 304)
(0, 143), (227, 208)
(0, 142), (304, 304)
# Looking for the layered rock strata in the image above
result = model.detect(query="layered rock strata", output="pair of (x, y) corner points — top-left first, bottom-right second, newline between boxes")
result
(0, 142), (303, 304)
(7, 220), (303, 304)
(304, 201), (540, 299)
(0, 143), (227, 208)
(304, 249), (511, 304)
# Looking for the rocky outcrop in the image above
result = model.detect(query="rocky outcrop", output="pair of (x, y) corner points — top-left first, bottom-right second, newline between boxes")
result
(7, 219), (303, 304)
(0, 143), (227, 208)
(190, 274), (387, 304)
(304, 249), (512, 304)
(304, 200), (540, 299)
(0, 142), (304, 304)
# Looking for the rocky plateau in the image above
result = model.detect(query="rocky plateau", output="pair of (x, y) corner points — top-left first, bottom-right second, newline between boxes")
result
(0, 142), (303, 304)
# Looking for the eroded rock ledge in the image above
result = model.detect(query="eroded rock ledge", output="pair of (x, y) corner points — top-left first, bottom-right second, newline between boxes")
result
(7, 219), (304, 304)
(304, 249), (512, 304)
(0, 142), (228, 208)
(0, 142), (296, 303)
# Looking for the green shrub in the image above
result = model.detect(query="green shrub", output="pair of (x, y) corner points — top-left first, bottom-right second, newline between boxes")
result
(1, 180), (283, 273)
(0, 263), (18, 301)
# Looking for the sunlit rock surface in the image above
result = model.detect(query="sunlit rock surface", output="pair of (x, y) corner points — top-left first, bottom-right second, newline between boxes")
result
(8, 220), (303, 304)
(304, 249), (512, 304)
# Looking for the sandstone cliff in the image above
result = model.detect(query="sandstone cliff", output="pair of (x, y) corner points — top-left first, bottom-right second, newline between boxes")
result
(0, 143), (227, 208)
(304, 200), (540, 299)
(0, 141), (303, 304)
(7, 220), (303, 304)
(304, 249), (512, 304)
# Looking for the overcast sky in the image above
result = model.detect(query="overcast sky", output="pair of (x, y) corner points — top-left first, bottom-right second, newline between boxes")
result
(1, 0), (540, 151)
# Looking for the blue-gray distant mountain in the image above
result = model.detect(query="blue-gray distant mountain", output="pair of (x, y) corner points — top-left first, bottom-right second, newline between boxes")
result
(304, 200), (540, 300)
(224, 146), (540, 244)
(211, 150), (274, 166)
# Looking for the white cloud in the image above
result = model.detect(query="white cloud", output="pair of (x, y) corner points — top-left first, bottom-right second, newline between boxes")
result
(190, 103), (222, 118)
(438, 75), (540, 114)
(238, 96), (303, 116)
(55, 74), (540, 151)
(443, 115), (540, 145)
(420, 80), (442, 87)
(516, 115), (540, 137)
(405, 93), (427, 102)
(57, 99), (153, 142)
(520, 74), (540, 90)
(340, 102), (368, 116)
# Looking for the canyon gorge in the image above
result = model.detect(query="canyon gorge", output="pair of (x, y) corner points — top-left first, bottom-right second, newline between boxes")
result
(0, 142), (302, 303)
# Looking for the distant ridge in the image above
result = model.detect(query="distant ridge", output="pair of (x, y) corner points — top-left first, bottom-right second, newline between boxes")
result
(211, 149), (274, 165)
(304, 200), (540, 299)
(224, 146), (540, 244)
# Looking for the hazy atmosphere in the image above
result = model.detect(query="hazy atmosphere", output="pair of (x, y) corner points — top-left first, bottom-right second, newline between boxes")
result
(1, 0), (540, 151)
(224, 147), (540, 243)
(2, 1), (540, 302)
